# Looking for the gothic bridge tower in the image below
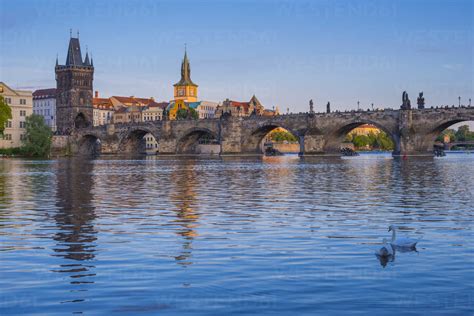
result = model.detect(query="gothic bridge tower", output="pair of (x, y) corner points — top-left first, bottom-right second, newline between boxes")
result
(55, 34), (94, 134)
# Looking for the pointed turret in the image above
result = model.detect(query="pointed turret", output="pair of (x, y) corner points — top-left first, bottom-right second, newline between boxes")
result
(84, 52), (90, 66)
(174, 48), (197, 87)
(90, 54), (94, 67)
(65, 37), (83, 66)
(55, 54), (59, 67)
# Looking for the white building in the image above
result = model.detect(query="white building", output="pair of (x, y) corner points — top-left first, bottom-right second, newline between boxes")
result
(33, 88), (56, 131)
(142, 101), (168, 122)
(93, 97), (115, 126)
(198, 101), (219, 119)
(0, 82), (33, 148)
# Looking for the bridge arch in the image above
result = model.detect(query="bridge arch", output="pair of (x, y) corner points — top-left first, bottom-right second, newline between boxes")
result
(241, 123), (302, 155)
(422, 116), (474, 152)
(78, 133), (102, 156)
(119, 127), (159, 154)
(176, 127), (220, 154)
(323, 120), (400, 155)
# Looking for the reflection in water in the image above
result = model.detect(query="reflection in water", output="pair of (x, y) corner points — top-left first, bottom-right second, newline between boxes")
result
(1, 154), (473, 315)
(169, 160), (200, 266)
(53, 159), (97, 286)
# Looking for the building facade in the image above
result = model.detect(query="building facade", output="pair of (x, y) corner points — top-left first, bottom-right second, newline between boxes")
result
(92, 96), (114, 126)
(195, 101), (219, 119)
(142, 102), (167, 122)
(216, 95), (265, 117)
(33, 88), (57, 131)
(55, 36), (94, 134)
(0, 82), (33, 148)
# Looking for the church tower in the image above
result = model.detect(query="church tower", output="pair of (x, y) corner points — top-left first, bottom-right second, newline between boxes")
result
(173, 48), (198, 102)
(55, 33), (94, 134)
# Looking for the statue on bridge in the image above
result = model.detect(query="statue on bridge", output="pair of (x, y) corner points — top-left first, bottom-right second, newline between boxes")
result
(401, 91), (411, 110)
(309, 99), (314, 113)
(326, 102), (331, 113)
(417, 92), (425, 109)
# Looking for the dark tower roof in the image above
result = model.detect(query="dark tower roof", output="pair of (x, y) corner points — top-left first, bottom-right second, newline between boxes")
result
(65, 37), (84, 66)
(174, 49), (197, 87)
(84, 52), (90, 66)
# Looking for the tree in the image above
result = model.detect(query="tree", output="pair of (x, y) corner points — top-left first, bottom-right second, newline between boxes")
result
(22, 114), (52, 157)
(0, 95), (12, 136)
(176, 107), (199, 120)
(269, 130), (298, 142)
(455, 125), (470, 141)
(436, 129), (456, 142)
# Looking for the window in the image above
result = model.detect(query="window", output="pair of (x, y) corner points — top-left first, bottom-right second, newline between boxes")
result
(4, 134), (12, 140)
(20, 110), (26, 117)
(20, 121), (26, 128)
(5, 98), (11, 104)
(20, 134), (26, 141)
(5, 120), (12, 128)
(20, 99), (26, 105)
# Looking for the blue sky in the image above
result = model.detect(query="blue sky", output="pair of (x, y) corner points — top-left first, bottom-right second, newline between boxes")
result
(1, 0), (472, 114)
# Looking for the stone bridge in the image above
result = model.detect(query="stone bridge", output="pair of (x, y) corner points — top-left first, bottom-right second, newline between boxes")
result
(69, 107), (474, 157)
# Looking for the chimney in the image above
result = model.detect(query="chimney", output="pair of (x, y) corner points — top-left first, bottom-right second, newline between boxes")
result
(150, 97), (155, 101)
(95, 91), (99, 98)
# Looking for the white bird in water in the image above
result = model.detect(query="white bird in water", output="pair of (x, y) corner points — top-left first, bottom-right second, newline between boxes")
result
(388, 225), (419, 249)
(375, 238), (395, 257)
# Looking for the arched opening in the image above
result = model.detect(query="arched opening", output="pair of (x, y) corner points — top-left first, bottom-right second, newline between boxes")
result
(79, 135), (101, 156)
(74, 113), (90, 129)
(119, 129), (157, 154)
(243, 125), (301, 156)
(432, 120), (474, 156)
(326, 123), (398, 156)
(144, 133), (159, 155)
(177, 129), (220, 155)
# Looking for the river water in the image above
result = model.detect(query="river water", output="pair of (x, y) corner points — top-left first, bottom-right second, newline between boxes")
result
(1, 153), (473, 315)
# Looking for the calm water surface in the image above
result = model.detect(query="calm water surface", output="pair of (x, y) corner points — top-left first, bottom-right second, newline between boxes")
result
(1, 153), (473, 315)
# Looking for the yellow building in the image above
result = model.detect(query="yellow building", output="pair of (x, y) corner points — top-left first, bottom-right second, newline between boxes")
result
(350, 124), (381, 136)
(173, 49), (198, 102)
(0, 82), (33, 149)
(167, 99), (187, 120)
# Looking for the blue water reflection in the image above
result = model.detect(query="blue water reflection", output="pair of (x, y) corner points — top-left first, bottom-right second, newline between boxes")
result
(0, 153), (473, 315)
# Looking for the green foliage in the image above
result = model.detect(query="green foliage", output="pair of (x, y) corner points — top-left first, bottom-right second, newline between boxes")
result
(176, 107), (199, 120)
(0, 147), (25, 156)
(22, 114), (52, 157)
(437, 125), (474, 142)
(455, 125), (474, 141)
(270, 130), (298, 142)
(436, 129), (456, 142)
(0, 95), (12, 136)
(350, 130), (394, 151)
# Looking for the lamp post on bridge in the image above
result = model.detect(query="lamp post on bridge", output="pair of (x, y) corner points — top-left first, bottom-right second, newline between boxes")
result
(469, 98), (471, 107)
(357, 101), (360, 111)
(458, 96), (461, 107)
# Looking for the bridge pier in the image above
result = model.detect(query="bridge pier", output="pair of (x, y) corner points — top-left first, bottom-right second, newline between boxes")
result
(299, 134), (327, 156)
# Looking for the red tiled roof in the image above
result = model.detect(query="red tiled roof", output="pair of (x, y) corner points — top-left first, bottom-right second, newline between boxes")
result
(93, 97), (114, 110)
(229, 101), (250, 113)
(112, 96), (153, 105)
(114, 106), (129, 114)
(147, 101), (168, 109)
(33, 88), (56, 98)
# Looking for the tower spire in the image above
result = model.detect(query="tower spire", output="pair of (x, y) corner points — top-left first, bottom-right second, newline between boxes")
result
(56, 54), (58, 66)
